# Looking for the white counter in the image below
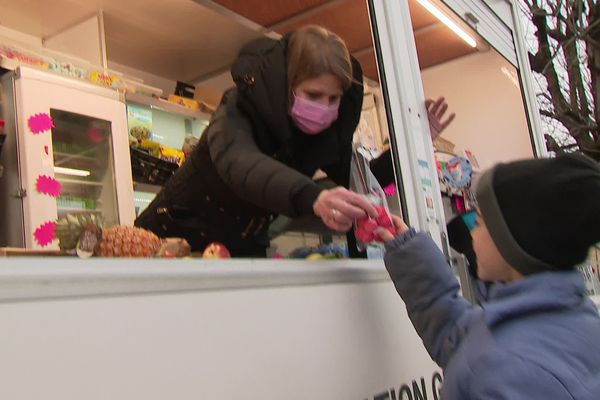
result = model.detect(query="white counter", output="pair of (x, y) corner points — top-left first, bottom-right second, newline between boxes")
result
(0, 258), (441, 400)
(0, 257), (390, 301)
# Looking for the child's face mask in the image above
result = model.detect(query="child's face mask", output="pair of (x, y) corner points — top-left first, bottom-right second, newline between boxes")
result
(290, 92), (339, 135)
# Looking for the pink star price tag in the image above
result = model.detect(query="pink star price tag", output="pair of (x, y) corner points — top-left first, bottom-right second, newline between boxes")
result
(34, 221), (57, 247)
(28, 113), (55, 134)
(36, 175), (62, 197)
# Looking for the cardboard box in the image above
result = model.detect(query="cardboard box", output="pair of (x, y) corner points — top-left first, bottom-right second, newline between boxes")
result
(194, 83), (223, 113)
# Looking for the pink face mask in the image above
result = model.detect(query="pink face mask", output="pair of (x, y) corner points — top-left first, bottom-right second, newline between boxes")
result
(290, 92), (339, 135)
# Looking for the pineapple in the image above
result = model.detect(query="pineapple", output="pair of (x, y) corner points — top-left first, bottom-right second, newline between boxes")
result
(98, 225), (161, 257)
(56, 213), (104, 253)
(56, 213), (162, 257)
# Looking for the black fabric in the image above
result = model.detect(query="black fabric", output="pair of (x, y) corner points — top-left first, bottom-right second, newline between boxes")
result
(477, 153), (600, 273)
(447, 215), (478, 278)
(135, 35), (364, 256)
(135, 137), (271, 255)
(370, 147), (394, 187)
(231, 34), (364, 186)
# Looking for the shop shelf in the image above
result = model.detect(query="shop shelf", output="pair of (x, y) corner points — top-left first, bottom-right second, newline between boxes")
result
(57, 207), (100, 213)
(133, 181), (162, 194)
(56, 178), (103, 187)
(54, 151), (97, 163)
(126, 92), (212, 121)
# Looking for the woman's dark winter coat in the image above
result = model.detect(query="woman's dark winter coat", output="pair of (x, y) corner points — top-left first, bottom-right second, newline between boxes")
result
(135, 35), (364, 256)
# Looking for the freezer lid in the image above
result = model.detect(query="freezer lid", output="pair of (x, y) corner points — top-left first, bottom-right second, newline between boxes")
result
(14, 66), (123, 102)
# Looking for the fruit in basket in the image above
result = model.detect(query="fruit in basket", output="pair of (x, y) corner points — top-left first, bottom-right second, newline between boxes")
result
(202, 242), (231, 258)
(130, 126), (151, 143)
(139, 139), (161, 157)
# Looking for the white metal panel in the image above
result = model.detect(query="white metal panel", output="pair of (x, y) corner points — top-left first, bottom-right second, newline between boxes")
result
(13, 67), (135, 249)
(508, 0), (548, 157)
(443, 0), (518, 66)
(43, 14), (105, 68)
(443, 0), (547, 157)
(0, 261), (440, 400)
(483, 0), (514, 26)
(0, 257), (386, 300)
(369, 0), (447, 250)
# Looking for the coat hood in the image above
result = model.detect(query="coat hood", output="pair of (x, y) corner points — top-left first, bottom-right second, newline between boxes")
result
(230, 34), (364, 177)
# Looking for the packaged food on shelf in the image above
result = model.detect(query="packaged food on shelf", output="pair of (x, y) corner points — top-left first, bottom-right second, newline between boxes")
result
(168, 94), (200, 110)
(159, 145), (185, 165)
(138, 139), (161, 156)
(57, 195), (96, 211)
(89, 71), (122, 89)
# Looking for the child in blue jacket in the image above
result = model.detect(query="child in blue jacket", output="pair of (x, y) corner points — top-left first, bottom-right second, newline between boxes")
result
(378, 154), (600, 399)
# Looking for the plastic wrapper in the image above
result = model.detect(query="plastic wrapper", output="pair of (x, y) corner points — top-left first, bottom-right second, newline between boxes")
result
(350, 147), (397, 252)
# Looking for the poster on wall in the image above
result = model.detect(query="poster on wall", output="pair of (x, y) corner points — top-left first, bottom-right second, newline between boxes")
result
(127, 104), (153, 144)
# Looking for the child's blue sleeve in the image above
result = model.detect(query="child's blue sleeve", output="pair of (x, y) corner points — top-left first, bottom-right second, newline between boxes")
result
(384, 230), (477, 367)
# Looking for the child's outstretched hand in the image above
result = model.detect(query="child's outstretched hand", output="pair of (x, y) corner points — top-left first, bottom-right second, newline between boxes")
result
(375, 215), (410, 242)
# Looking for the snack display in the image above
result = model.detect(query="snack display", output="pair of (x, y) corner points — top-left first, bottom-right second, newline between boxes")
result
(159, 145), (185, 166)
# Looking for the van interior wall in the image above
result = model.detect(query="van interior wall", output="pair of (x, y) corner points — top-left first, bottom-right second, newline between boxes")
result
(421, 50), (534, 170)
(43, 15), (104, 68)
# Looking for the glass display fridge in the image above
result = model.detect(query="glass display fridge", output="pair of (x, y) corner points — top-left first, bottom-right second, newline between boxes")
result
(125, 93), (210, 217)
(0, 66), (135, 249)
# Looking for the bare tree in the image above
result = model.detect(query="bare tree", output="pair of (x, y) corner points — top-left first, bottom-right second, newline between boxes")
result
(520, 0), (600, 160)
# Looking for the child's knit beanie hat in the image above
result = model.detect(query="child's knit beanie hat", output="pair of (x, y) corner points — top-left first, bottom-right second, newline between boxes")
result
(476, 153), (600, 275)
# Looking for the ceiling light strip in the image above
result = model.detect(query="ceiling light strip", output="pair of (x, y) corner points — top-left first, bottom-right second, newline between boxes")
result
(416, 0), (477, 48)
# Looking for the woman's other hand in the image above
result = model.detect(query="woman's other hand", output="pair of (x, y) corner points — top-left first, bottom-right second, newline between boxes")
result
(425, 97), (455, 141)
(376, 214), (410, 242)
(313, 187), (378, 232)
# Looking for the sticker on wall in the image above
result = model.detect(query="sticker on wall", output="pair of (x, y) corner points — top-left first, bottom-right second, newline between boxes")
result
(36, 175), (62, 197)
(417, 159), (437, 220)
(28, 113), (55, 134)
(34, 221), (56, 247)
(44, 145), (49, 155)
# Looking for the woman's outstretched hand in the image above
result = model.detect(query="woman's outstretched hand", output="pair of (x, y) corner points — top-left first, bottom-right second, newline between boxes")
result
(313, 187), (378, 232)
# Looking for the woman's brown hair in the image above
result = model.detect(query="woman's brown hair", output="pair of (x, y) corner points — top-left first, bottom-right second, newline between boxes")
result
(287, 25), (353, 92)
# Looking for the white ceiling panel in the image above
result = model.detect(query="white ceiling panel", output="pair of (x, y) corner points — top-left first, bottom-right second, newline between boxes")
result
(0, 0), (263, 82)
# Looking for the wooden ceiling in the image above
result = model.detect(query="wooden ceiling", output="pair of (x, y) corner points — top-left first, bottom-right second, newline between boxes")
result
(212, 0), (478, 81)
(0, 0), (478, 86)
